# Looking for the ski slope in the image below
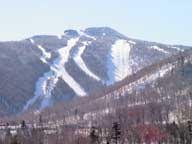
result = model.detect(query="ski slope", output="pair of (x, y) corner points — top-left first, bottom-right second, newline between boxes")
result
(23, 71), (55, 111)
(74, 41), (101, 81)
(107, 39), (132, 85)
(39, 73), (59, 110)
(54, 38), (87, 96)
(29, 39), (51, 63)
(24, 39), (57, 111)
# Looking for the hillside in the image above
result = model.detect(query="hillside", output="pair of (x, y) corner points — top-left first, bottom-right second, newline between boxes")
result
(5, 47), (190, 144)
(0, 38), (192, 144)
(0, 27), (191, 116)
(38, 47), (192, 124)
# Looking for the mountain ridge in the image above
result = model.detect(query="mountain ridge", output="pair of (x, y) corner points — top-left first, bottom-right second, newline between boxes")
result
(0, 27), (191, 116)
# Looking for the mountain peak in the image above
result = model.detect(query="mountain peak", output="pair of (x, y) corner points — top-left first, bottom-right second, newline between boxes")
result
(84, 27), (126, 38)
(64, 29), (80, 37)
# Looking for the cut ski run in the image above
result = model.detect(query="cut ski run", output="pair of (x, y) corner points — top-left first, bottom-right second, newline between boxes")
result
(29, 39), (51, 64)
(74, 41), (101, 81)
(107, 39), (132, 85)
(23, 39), (55, 111)
(53, 37), (87, 96)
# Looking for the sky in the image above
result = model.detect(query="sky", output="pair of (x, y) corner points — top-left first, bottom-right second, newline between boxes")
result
(0, 0), (191, 45)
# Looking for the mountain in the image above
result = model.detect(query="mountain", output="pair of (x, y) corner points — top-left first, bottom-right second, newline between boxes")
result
(0, 27), (191, 116)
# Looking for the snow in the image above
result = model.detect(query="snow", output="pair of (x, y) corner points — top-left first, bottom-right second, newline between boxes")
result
(29, 39), (35, 44)
(37, 45), (51, 59)
(171, 46), (184, 52)
(23, 39), (56, 111)
(189, 99), (192, 114)
(169, 112), (178, 123)
(102, 32), (106, 36)
(149, 45), (169, 54)
(128, 40), (136, 45)
(95, 63), (175, 106)
(53, 38), (87, 96)
(10, 130), (17, 136)
(24, 38), (87, 111)
(23, 71), (55, 111)
(130, 64), (174, 91)
(74, 41), (101, 81)
(77, 30), (97, 40)
(29, 38), (51, 64)
(107, 39), (132, 85)
(39, 74), (59, 110)
(57, 35), (62, 40)
(122, 55), (192, 94)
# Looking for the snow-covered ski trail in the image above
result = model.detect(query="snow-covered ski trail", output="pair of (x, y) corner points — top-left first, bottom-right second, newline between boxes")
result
(53, 38), (87, 96)
(107, 39), (132, 85)
(29, 39), (51, 64)
(23, 71), (57, 111)
(74, 41), (101, 81)
(23, 39), (58, 111)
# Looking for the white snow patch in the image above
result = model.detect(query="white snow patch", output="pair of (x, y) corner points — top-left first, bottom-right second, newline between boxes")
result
(149, 45), (169, 54)
(10, 130), (17, 136)
(23, 71), (55, 111)
(171, 46), (184, 52)
(74, 41), (101, 81)
(29, 39), (35, 44)
(107, 39), (132, 85)
(53, 38), (87, 96)
(57, 35), (63, 40)
(37, 45), (51, 59)
(128, 40), (136, 45)
(39, 74), (59, 110)
(24, 39), (59, 111)
(29, 38), (51, 64)
(132, 64), (174, 90)
(102, 33), (106, 36)
(169, 112), (178, 123)
(77, 30), (97, 40)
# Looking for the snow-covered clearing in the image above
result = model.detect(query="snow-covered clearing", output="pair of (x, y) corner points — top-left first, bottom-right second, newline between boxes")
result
(23, 71), (55, 111)
(149, 46), (169, 54)
(107, 39), (132, 85)
(39, 74), (59, 110)
(23, 39), (56, 111)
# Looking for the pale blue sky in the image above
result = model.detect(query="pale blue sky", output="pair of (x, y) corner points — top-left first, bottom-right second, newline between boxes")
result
(0, 0), (191, 45)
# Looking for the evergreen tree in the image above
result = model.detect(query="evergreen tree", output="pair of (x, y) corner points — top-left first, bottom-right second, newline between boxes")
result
(21, 120), (26, 129)
(112, 122), (121, 144)
(188, 121), (192, 143)
(89, 126), (99, 144)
